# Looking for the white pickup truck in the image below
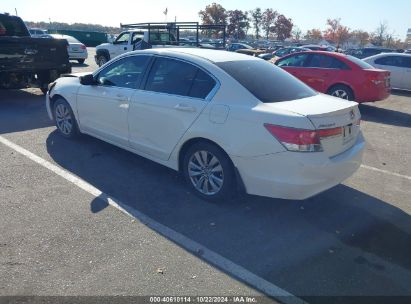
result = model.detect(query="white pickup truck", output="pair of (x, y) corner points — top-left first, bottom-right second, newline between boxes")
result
(95, 29), (177, 66)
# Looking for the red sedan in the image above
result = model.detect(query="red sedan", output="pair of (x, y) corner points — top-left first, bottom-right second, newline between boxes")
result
(275, 51), (391, 103)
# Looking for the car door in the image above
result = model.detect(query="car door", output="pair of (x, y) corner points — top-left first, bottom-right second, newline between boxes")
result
(111, 32), (131, 58)
(301, 54), (344, 92)
(401, 57), (411, 90)
(373, 56), (405, 89)
(77, 55), (151, 146)
(128, 56), (217, 160)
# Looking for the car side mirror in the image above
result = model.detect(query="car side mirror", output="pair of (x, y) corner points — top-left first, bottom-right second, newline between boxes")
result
(80, 74), (97, 85)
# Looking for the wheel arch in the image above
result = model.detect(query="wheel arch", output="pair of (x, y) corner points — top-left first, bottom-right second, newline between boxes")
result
(49, 94), (80, 128)
(177, 137), (246, 192)
(96, 49), (110, 61)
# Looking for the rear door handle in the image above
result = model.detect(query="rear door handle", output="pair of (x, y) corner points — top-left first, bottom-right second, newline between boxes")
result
(174, 104), (196, 112)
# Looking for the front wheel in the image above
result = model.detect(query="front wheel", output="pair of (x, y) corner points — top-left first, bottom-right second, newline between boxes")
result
(183, 142), (235, 202)
(97, 55), (108, 67)
(77, 59), (85, 64)
(53, 98), (79, 139)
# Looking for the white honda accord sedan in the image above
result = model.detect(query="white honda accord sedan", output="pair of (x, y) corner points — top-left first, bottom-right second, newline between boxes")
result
(46, 48), (365, 201)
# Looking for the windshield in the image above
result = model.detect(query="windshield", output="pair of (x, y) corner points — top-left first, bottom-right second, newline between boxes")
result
(216, 60), (317, 103)
(346, 55), (375, 69)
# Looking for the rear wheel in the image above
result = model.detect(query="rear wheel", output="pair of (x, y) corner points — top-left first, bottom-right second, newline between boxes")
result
(327, 85), (354, 101)
(183, 142), (235, 202)
(53, 98), (79, 139)
(77, 59), (85, 64)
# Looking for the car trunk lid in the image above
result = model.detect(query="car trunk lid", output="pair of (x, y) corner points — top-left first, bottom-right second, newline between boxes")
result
(267, 94), (361, 157)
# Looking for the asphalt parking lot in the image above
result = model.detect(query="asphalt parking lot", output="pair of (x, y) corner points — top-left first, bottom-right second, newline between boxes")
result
(1, 48), (410, 303)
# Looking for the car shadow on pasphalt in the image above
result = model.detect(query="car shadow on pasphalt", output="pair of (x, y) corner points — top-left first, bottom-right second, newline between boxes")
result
(46, 131), (411, 302)
(0, 89), (53, 134)
(70, 62), (89, 68)
(359, 103), (411, 128)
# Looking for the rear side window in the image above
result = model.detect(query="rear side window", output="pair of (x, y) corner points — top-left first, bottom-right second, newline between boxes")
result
(346, 55), (374, 69)
(216, 60), (316, 103)
(277, 53), (309, 67)
(306, 54), (350, 70)
(145, 57), (216, 99)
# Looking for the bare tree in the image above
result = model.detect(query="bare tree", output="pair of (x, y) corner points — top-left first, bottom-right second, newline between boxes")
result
(372, 21), (389, 46)
(292, 27), (302, 43)
(261, 8), (278, 40)
(250, 8), (263, 39)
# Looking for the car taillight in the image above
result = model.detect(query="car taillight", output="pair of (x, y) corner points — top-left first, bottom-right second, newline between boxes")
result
(264, 124), (342, 152)
(80, 44), (86, 49)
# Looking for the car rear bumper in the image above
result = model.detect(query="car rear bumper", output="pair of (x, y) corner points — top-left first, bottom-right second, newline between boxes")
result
(69, 52), (88, 60)
(356, 85), (390, 103)
(231, 132), (365, 200)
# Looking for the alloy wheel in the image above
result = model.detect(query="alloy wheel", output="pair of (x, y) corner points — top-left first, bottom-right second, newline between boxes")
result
(188, 150), (224, 196)
(55, 104), (73, 135)
(331, 89), (349, 100)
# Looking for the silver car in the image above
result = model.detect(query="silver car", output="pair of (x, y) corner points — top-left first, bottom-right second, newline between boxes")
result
(50, 34), (88, 64)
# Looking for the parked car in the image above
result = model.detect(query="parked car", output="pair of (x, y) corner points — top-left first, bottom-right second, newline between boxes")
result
(350, 47), (394, 59)
(50, 34), (88, 64)
(275, 51), (390, 102)
(0, 13), (71, 94)
(235, 48), (267, 57)
(269, 47), (310, 62)
(226, 43), (253, 52)
(364, 53), (411, 91)
(302, 44), (336, 52)
(46, 48), (364, 201)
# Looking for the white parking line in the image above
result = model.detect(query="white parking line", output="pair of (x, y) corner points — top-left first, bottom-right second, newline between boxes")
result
(361, 164), (411, 181)
(0, 135), (305, 304)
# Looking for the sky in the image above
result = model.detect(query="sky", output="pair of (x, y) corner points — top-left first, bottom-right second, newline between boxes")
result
(3, 0), (411, 39)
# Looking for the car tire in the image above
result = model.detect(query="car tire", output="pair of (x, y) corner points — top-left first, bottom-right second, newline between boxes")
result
(97, 55), (108, 67)
(77, 59), (85, 64)
(53, 98), (79, 139)
(183, 142), (235, 202)
(327, 85), (354, 101)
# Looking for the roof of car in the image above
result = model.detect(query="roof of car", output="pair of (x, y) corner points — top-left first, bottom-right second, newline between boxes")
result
(128, 48), (261, 63)
(365, 52), (411, 58)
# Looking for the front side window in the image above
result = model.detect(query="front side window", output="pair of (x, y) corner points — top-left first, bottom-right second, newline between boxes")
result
(217, 60), (316, 103)
(114, 32), (130, 44)
(96, 55), (151, 89)
(277, 53), (309, 67)
(145, 57), (216, 99)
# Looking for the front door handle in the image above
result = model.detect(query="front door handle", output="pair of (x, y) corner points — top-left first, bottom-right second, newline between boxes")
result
(174, 104), (196, 112)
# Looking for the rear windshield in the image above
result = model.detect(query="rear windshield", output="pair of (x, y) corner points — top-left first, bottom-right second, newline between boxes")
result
(0, 15), (29, 36)
(346, 55), (375, 69)
(216, 60), (316, 103)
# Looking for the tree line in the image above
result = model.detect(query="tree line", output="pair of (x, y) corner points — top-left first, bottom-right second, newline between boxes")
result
(199, 2), (406, 49)
(199, 3), (293, 41)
